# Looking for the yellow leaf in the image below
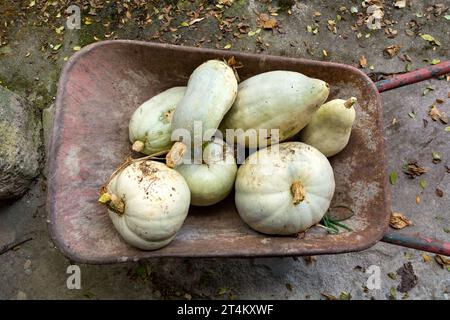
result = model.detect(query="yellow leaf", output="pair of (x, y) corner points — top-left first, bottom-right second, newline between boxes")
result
(389, 212), (412, 229)
(73, 46), (81, 51)
(224, 43), (232, 49)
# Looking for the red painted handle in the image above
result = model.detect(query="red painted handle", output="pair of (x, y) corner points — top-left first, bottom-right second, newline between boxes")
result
(375, 61), (450, 93)
(382, 231), (450, 256)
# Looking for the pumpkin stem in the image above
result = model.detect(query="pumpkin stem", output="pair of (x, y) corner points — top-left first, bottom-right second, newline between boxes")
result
(166, 142), (186, 168)
(132, 140), (145, 153)
(344, 97), (357, 109)
(291, 181), (305, 205)
(98, 192), (125, 215)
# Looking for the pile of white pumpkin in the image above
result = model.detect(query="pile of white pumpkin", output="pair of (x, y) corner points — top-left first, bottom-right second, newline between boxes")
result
(98, 59), (357, 250)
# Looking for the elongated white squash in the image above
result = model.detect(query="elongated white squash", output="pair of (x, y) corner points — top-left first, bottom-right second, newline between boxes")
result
(167, 60), (238, 167)
(129, 87), (186, 155)
(219, 71), (329, 148)
(299, 97), (357, 157)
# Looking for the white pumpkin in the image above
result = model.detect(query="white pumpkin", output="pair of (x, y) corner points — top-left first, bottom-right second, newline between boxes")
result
(219, 71), (329, 148)
(299, 97), (357, 157)
(176, 139), (237, 206)
(129, 87), (186, 155)
(235, 142), (335, 235)
(99, 160), (190, 250)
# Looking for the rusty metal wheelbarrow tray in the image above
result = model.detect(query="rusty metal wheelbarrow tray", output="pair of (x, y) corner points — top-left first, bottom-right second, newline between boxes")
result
(48, 40), (390, 264)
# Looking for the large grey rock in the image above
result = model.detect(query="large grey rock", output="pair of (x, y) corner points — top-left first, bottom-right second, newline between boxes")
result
(0, 86), (41, 199)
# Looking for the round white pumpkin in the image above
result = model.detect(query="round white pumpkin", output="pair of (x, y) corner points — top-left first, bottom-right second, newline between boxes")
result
(235, 142), (335, 235)
(99, 160), (190, 250)
(176, 139), (237, 206)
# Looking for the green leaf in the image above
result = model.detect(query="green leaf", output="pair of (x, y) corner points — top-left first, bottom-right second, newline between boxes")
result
(444, 15), (450, 20)
(350, 6), (358, 13)
(387, 272), (397, 280)
(423, 85), (435, 95)
(419, 179), (427, 189)
(389, 171), (398, 185)
(431, 59), (441, 65)
(339, 291), (351, 300)
(53, 43), (62, 51)
(405, 63), (412, 72)
(432, 151), (441, 162)
(389, 287), (397, 300)
(83, 292), (95, 299)
(218, 287), (228, 296)
(445, 126), (450, 132)
(443, 227), (450, 233)
(180, 21), (189, 27)
(420, 34), (441, 46)
(224, 43), (232, 49)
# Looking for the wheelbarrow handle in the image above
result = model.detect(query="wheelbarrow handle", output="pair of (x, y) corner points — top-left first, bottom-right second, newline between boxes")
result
(375, 60), (450, 93)
(374, 61), (450, 256)
(382, 231), (450, 256)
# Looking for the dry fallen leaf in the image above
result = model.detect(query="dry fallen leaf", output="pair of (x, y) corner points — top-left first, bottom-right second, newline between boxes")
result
(383, 45), (401, 58)
(390, 212), (412, 229)
(359, 55), (368, 68)
(422, 253), (430, 263)
(218, 0), (234, 6)
(258, 13), (278, 30)
(385, 28), (398, 38)
(415, 195), (421, 204)
(403, 162), (426, 178)
(395, 0), (407, 9)
(434, 255), (450, 268)
(321, 292), (337, 300)
(435, 188), (444, 197)
(429, 105), (449, 124)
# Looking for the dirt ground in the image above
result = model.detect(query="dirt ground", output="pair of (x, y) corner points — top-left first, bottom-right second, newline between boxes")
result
(0, 0), (449, 300)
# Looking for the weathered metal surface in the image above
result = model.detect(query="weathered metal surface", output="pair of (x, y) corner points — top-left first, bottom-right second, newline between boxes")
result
(376, 61), (450, 93)
(48, 40), (389, 264)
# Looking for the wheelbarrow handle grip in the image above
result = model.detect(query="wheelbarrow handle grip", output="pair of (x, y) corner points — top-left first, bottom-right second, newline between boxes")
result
(382, 231), (450, 256)
(375, 61), (450, 93)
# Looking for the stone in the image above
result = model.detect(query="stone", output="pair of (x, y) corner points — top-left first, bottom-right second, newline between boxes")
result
(0, 86), (41, 199)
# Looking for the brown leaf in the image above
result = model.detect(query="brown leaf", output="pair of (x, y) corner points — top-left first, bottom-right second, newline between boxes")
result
(403, 162), (426, 178)
(435, 188), (444, 197)
(321, 292), (337, 300)
(385, 28), (398, 38)
(258, 13), (278, 29)
(383, 45), (401, 58)
(434, 255), (450, 268)
(422, 253), (430, 263)
(359, 55), (368, 68)
(390, 212), (412, 229)
(302, 256), (317, 264)
(429, 105), (448, 124)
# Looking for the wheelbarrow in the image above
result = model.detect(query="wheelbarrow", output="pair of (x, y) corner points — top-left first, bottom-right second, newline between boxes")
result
(47, 41), (450, 264)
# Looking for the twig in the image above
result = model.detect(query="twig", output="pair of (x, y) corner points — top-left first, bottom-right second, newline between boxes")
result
(0, 237), (33, 255)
